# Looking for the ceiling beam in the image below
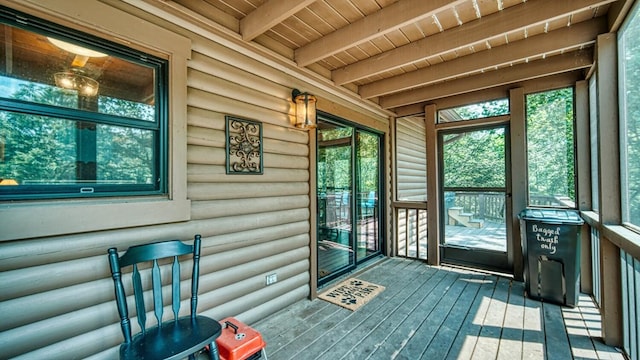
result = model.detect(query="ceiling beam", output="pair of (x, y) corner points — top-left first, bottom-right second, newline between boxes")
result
(333, 0), (615, 85)
(393, 71), (585, 117)
(294, 0), (464, 67)
(380, 49), (594, 109)
(608, 0), (636, 32)
(240, 0), (318, 41)
(360, 16), (607, 99)
(167, 0), (240, 32)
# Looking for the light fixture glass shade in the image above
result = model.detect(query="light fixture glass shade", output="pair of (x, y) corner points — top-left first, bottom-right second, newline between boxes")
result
(54, 72), (75, 89)
(54, 71), (99, 96)
(293, 90), (317, 129)
(48, 37), (108, 58)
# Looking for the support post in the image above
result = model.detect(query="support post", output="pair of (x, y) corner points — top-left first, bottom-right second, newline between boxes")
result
(575, 80), (593, 293)
(425, 104), (439, 265)
(596, 33), (622, 347)
(509, 87), (526, 281)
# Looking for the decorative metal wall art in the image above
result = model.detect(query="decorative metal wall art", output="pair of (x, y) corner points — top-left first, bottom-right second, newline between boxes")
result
(225, 116), (263, 174)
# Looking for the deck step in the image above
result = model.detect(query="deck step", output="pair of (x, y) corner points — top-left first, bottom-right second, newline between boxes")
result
(448, 207), (484, 228)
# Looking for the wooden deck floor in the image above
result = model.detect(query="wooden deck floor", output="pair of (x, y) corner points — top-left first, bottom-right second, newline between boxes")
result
(254, 258), (625, 360)
(445, 220), (507, 252)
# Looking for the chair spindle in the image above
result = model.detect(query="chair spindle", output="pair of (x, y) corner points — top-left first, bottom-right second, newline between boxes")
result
(191, 235), (202, 317)
(152, 259), (163, 326)
(172, 255), (181, 319)
(131, 264), (146, 333)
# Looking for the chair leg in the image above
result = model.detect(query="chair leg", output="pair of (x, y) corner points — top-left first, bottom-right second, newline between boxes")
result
(208, 342), (219, 360)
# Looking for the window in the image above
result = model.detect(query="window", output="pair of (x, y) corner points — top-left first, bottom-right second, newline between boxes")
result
(618, 1), (640, 230)
(526, 88), (576, 208)
(438, 98), (509, 123)
(0, 7), (167, 199)
(589, 75), (599, 212)
(0, 2), (190, 241)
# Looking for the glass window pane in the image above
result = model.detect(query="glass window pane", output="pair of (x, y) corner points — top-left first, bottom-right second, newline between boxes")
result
(589, 75), (599, 212)
(356, 130), (380, 259)
(526, 88), (576, 208)
(618, 1), (640, 228)
(0, 111), (156, 192)
(438, 98), (509, 123)
(0, 11), (166, 199)
(317, 122), (354, 280)
(0, 24), (156, 122)
(443, 127), (505, 188)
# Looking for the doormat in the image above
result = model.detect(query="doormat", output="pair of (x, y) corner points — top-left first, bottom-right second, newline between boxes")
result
(318, 278), (385, 311)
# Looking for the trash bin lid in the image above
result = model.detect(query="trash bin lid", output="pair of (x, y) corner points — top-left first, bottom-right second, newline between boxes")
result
(518, 208), (584, 225)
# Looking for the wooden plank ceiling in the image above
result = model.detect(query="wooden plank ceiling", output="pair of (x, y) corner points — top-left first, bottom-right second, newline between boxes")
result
(161, 0), (620, 116)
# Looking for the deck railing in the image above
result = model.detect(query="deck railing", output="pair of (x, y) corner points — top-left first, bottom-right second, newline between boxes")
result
(393, 201), (427, 261)
(392, 192), (577, 262)
(621, 249), (640, 360)
(393, 196), (640, 360)
(591, 227), (602, 307)
(447, 192), (574, 222)
(582, 212), (640, 360)
(447, 191), (505, 221)
(318, 189), (379, 228)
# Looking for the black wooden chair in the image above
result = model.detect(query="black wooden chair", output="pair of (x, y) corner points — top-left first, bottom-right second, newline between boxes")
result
(108, 234), (222, 360)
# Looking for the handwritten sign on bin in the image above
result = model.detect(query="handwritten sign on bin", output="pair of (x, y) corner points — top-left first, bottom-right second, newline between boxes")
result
(531, 224), (560, 255)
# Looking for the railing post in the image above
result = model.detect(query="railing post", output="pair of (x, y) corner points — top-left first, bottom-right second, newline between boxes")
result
(478, 193), (485, 219)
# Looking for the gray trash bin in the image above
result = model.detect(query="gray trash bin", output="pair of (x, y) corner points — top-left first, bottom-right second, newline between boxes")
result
(518, 208), (584, 307)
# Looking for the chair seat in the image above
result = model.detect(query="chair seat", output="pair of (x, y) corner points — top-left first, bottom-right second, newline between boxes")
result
(119, 315), (222, 360)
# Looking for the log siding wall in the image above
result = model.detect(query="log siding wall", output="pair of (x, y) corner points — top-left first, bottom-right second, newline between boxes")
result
(0, 1), (388, 359)
(396, 117), (428, 202)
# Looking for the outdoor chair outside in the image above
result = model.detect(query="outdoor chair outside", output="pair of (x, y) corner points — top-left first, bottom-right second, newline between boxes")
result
(108, 234), (222, 360)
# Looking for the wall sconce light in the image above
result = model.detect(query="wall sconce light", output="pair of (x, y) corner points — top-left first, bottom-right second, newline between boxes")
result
(54, 69), (99, 97)
(292, 89), (317, 129)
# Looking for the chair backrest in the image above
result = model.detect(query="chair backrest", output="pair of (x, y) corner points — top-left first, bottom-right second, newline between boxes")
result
(108, 235), (202, 343)
(366, 191), (376, 206)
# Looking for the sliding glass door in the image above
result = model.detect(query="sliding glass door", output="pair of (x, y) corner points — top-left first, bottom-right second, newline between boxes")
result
(317, 116), (383, 285)
(317, 122), (354, 280)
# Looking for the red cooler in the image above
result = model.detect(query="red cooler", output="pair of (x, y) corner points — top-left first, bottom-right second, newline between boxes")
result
(215, 317), (267, 360)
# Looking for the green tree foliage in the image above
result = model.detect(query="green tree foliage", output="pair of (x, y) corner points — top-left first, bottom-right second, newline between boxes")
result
(452, 99), (509, 120)
(441, 100), (508, 189)
(1, 84), (78, 182)
(526, 88), (575, 203)
(357, 131), (379, 193)
(97, 125), (154, 184)
(442, 92), (576, 207)
(317, 126), (352, 193)
(620, 6), (640, 226)
(0, 79), (155, 186)
(317, 126), (380, 197)
(443, 127), (505, 189)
